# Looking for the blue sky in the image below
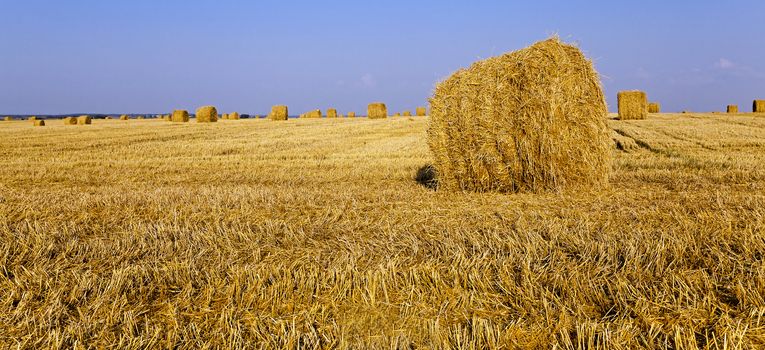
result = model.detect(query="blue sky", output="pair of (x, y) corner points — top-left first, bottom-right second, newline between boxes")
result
(1, 0), (763, 114)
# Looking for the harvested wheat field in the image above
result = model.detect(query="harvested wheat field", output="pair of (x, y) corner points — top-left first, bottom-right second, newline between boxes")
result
(0, 113), (764, 348)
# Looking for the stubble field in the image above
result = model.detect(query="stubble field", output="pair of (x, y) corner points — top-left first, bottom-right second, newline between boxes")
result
(1, 113), (764, 349)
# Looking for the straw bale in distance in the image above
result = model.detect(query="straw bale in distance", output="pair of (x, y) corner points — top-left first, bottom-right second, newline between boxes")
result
(196, 106), (218, 123)
(303, 110), (322, 118)
(617, 91), (647, 120)
(416, 107), (427, 116)
(754, 100), (765, 113)
(33, 120), (45, 126)
(63, 117), (77, 125)
(727, 105), (738, 113)
(28, 116), (37, 121)
(138, 116), (146, 120)
(229, 112), (240, 120)
(403, 110), (412, 116)
(171, 110), (189, 122)
(648, 102), (660, 113)
(428, 37), (611, 193)
(3, 116), (11, 121)
(269, 105), (288, 121)
(120, 115), (129, 120)
(77, 115), (92, 125)
(327, 109), (338, 118)
(367, 103), (387, 119)
(347, 112), (355, 118)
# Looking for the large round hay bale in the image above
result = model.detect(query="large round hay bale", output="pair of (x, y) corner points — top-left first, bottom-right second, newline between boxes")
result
(403, 110), (412, 116)
(196, 106), (218, 123)
(648, 102), (660, 113)
(171, 110), (189, 122)
(367, 103), (387, 119)
(727, 105), (739, 113)
(119, 115), (129, 120)
(3, 116), (11, 121)
(229, 112), (240, 120)
(77, 115), (92, 125)
(347, 112), (356, 118)
(617, 91), (648, 120)
(327, 108), (338, 118)
(428, 37), (610, 193)
(416, 107), (427, 116)
(63, 117), (77, 125)
(269, 105), (288, 121)
(33, 120), (45, 126)
(753, 100), (765, 113)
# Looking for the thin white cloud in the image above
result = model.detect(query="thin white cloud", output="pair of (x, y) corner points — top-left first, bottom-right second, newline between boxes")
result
(361, 74), (376, 88)
(714, 58), (735, 69)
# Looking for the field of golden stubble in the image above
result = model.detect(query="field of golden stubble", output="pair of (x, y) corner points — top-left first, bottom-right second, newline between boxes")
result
(0, 113), (764, 349)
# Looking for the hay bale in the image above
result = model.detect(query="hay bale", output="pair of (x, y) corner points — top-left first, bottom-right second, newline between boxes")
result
(327, 108), (338, 118)
(229, 112), (240, 120)
(171, 110), (189, 122)
(347, 112), (355, 118)
(63, 117), (77, 125)
(222, 113), (229, 120)
(196, 106), (218, 123)
(77, 115), (92, 125)
(303, 109), (322, 118)
(269, 105), (289, 121)
(137, 116), (145, 120)
(28, 116), (37, 121)
(428, 37), (610, 193)
(648, 102), (660, 113)
(416, 107), (427, 116)
(727, 105), (739, 113)
(754, 100), (765, 113)
(33, 120), (45, 126)
(3, 116), (11, 121)
(403, 110), (412, 116)
(120, 115), (129, 120)
(367, 102), (387, 119)
(617, 91), (647, 120)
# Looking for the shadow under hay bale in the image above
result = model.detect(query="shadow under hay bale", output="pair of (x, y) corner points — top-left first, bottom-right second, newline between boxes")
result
(428, 36), (610, 193)
(415, 164), (438, 190)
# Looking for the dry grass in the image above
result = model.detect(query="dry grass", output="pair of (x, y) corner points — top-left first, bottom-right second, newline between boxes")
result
(428, 37), (610, 193)
(618, 91), (648, 120)
(368, 102), (387, 119)
(1, 114), (764, 348)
